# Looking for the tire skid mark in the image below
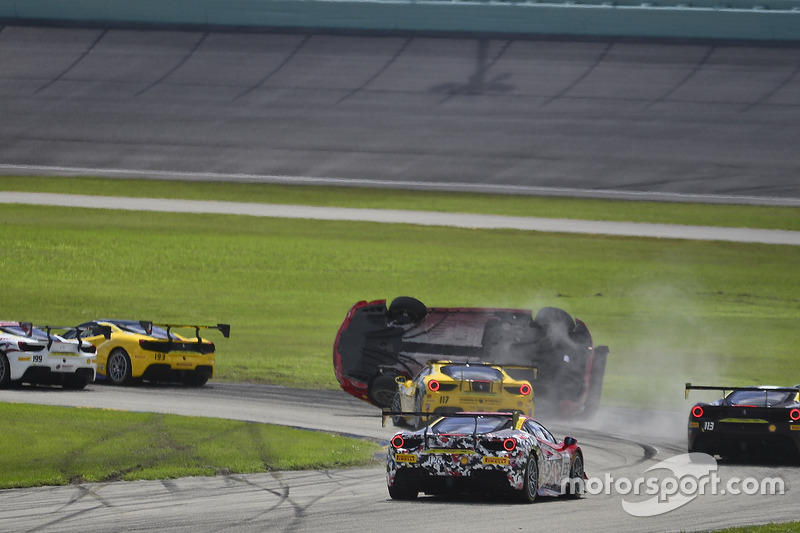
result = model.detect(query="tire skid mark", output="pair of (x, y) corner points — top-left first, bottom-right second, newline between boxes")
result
(434, 38), (514, 104)
(539, 41), (613, 109)
(34, 29), (108, 95)
(645, 45), (715, 110)
(740, 61), (800, 113)
(134, 32), (209, 97)
(22, 484), (113, 533)
(337, 37), (412, 104)
(235, 34), (312, 100)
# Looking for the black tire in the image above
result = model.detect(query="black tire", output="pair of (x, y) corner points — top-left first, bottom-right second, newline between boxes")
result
(106, 348), (132, 385)
(387, 297), (427, 325)
(369, 374), (398, 407)
(534, 307), (575, 334)
(0, 353), (10, 388)
(63, 376), (90, 390)
(388, 480), (418, 500)
(183, 372), (209, 387)
(391, 392), (404, 426)
(412, 392), (425, 429)
(517, 456), (539, 503)
(565, 454), (584, 498)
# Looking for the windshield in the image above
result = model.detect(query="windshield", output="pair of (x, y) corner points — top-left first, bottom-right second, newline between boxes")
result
(0, 325), (48, 339)
(440, 365), (504, 381)
(432, 416), (511, 435)
(726, 390), (797, 407)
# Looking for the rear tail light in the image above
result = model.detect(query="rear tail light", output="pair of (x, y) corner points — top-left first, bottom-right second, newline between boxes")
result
(503, 438), (517, 452)
(428, 380), (440, 392)
(790, 409), (800, 421)
(391, 435), (405, 449)
(520, 384), (532, 396)
(691, 406), (704, 418)
(79, 343), (97, 354)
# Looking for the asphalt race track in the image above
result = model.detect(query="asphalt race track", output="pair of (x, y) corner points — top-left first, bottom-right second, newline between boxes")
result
(0, 383), (798, 532)
(1, 23), (799, 532)
(1, 25), (799, 204)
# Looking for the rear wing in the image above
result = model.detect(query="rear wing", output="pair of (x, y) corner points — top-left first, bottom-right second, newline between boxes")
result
(140, 322), (231, 340)
(33, 324), (112, 349)
(381, 409), (522, 428)
(423, 360), (539, 380)
(685, 383), (800, 400)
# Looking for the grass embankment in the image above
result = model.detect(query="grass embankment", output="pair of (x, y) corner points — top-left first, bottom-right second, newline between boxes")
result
(0, 403), (381, 489)
(0, 176), (798, 488)
(2, 176), (798, 230)
(1, 178), (798, 409)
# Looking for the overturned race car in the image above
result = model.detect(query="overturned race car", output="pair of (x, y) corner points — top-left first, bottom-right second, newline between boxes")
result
(333, 297), (609, 417)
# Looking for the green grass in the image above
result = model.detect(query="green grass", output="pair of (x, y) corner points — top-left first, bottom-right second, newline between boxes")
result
(707, 524), (800, 533)
(2, 176), (799, 230)
(0, 402), (381, 489)
(1, 182), (799, 411)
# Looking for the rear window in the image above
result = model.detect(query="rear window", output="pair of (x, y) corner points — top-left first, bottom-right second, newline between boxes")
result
(727, 390), (797, 407)
(432, 416), (511, 434)
(440, 365), (504, 381)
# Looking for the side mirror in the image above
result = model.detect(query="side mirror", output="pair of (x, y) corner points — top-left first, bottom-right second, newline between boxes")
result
(563, 436), (577, 447)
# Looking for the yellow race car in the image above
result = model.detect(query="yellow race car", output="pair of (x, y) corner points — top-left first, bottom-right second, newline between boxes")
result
(391, 361), (535, 428)
(65, 320), (230, 386)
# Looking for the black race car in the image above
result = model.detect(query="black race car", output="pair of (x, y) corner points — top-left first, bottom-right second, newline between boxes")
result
(333, 296), (609, 418)
(686, 383), (800, 461)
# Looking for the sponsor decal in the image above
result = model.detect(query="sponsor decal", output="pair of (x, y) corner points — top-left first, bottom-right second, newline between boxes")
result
(482, 456), (510, 465)
(395, 454), (417, 463)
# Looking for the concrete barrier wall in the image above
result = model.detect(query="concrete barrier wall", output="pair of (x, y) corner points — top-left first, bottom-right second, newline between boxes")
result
(1, 0), (798, 41)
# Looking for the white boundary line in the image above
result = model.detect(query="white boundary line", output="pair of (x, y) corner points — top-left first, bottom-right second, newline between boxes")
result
(2, 191), (799, 246)
(2, 164), (799, 207)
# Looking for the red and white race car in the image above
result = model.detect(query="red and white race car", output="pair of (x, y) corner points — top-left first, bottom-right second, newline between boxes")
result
(0, 321), (99, 389)
(334, 297), (609, 417)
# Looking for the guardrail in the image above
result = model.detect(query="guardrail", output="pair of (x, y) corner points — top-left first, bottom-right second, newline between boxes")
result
(1, 0), (798, 41)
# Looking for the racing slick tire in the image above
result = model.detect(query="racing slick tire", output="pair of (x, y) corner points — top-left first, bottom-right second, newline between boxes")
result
(412, 392), (425, 429)
(565, 455), (584, 498)
(106, 348), (132, 386)
(387, 297), (427, 325)
(517, 457), (539, 503)
(369, 374), (399, 407)
(63, 376), (90, 390)
(391, 392), (405, 426)
(0, 353), (10, 388)
(183, 372), (209, 387)
(388, 481), (419, 500)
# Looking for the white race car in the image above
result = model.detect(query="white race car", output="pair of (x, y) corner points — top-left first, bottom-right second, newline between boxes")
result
(0, 321), (99, 389)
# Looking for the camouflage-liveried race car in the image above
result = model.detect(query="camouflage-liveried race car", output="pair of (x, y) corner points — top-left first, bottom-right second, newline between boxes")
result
(334, 297), (609, 417)
(386, 411), (585, 502)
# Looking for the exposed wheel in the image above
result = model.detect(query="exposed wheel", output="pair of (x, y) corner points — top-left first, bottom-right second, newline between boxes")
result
(388, 477), (418, 500)
(0, 353), (10, 388)
(387, 297), (427, 325)
(517, 457), (539, 503)
(391, 392), (404, 426)
(412, 392), (425, 429)
(534, 307), (575, 334)
(106, 349), (132, 385)
(566, 455), (584, 498)
(369, 374), (398, 407)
